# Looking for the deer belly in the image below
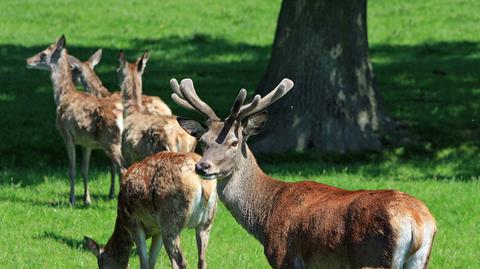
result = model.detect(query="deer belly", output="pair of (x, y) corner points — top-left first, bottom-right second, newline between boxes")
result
(139, 216), (162, 236)
(73, 131), (101, 149)
(186, 186), (216, 229)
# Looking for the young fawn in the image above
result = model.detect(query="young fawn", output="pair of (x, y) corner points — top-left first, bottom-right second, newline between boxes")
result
(117, 51), (196, 166)
(172, 78), (436, 269)
(84, 151), (217, 269)
(26, 36), (125, 205)
(68, 50), (172, 116)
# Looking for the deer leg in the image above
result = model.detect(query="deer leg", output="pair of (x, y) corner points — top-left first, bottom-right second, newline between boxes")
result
(163, 232), (186, 269)
(196, 223), (212, 269)
(292, 256), (306, 269)
(64, 138), (76, 206)
(132, 224), (149, 269)
(81, 147), (92, 205)
(105, 144), (124, 199)
(149, 234), (163, 269)
(109, 161), (117, 199)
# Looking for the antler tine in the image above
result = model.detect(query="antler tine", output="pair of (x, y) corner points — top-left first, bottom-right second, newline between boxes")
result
(237, 78), (294, 121)
(170, 78), (196, 111)
(225, 88), (247, 122)
(179, 79), (219, 120)
(236, 94), (261, 120)
(170, 78), (183, 97)
(171, 93), (196, 110)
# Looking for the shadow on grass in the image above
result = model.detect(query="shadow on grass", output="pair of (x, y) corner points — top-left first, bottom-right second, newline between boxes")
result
(371, 41), (480, 148)
(0, 191), (115, 208)
(0, 165), (113, 186)
(36, 232), (86, 252)
(0, 35), (479, 182)
(37, 231), (138, 257)
(0, 34), (269, 169)
(258, 142), (480, 181)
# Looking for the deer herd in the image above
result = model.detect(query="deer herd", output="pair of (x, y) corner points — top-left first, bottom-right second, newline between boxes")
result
(26, 36), (436, 269)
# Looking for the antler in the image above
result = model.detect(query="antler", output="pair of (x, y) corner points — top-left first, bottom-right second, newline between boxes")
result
(170, 78), (294, 122)
(170, 79), (195, 110)
(225, 88), (247, 123)
(235, 78), (294, 121)
(170, 78), (220, 120)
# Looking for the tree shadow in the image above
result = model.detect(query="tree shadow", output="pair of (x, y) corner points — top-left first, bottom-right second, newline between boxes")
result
(0, 191), (114, 208)
(0, 34), (269, 170)
(371, 41), (480, 149)
(0, 165), (111, 187)
(0, 35), (479, 181)
(260, 151), (480, 182)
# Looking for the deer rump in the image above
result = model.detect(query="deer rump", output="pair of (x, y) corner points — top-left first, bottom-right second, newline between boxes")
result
(256, 182), (429, 268)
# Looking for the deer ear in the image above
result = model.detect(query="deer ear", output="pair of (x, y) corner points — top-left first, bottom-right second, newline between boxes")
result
(55, 35), (66, 51)
(88, 49), (102, 69)
(177, 118), (207, 139)
(67, 55), (82, 70)
(242, 111), (268, 139)
(137, 50), (149, 74)
(84, 236), (101, 257)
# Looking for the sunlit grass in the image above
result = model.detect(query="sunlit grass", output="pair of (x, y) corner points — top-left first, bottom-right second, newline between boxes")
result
(0, 164), (479, 268)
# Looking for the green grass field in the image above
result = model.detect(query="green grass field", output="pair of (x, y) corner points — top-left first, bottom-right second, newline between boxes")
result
(1, 0), (479, 268)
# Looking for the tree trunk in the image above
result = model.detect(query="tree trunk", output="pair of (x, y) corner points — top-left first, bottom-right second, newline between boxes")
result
(253, 0), (389, 154)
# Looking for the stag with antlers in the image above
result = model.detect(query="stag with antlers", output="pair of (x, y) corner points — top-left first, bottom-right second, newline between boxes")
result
(171, 78), (436, 269)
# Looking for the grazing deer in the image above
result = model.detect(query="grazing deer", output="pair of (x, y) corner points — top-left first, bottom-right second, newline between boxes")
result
(84, 151), (218, 269)
(26, 35), (125, 205)
(117, 51), (196, 166)
(68, 50), (172, 116)
(171, 78), (437, 269)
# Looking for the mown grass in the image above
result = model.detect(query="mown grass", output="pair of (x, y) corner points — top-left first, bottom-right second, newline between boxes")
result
(1, 164), (479, 268)
(0, 0), (479, 268)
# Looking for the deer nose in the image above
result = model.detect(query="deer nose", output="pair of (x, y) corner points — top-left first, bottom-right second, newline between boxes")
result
(195, 162), (211, 175)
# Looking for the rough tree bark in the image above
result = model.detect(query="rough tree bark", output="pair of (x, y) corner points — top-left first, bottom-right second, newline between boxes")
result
(252, 0), (390, 154)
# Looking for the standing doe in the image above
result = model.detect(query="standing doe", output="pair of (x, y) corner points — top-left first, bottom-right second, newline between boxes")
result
(68, 50), (172, 116)
(117, 51), (196, 166)
(172, 78), (436, 269)
(26, 36), (125, 205)
(84, 151), (217, 269)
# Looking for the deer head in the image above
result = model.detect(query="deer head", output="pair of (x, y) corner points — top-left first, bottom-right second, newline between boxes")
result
(26, 35), (66, 70)
(84, 236), (129, 269)
(69, 49), (102, 89)
(116, 50), (148, 90)
(171, 78), (294, 180)
(116, 50), (149, 106)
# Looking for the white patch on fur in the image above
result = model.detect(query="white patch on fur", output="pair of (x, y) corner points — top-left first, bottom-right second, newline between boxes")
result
(187, 186), (217, 228)
(115, 113), (123, 133)
(391, 217), (413, 269)
(404, 221), (435, 269)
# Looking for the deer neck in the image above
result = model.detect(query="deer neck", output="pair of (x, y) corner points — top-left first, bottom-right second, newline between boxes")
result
(83, 70), (111, 98)
(103, 212), (133, 268)
(121, 73), (143, 116)
(217, 146), (283, 244)
(50, 50), (76, 105)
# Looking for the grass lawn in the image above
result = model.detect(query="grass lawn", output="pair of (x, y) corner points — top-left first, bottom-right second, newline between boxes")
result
(1, 0), (479, 268)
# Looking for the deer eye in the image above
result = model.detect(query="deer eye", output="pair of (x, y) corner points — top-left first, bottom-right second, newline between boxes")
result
(230, 141), (238, 148)
(40, 53), (46, 60)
